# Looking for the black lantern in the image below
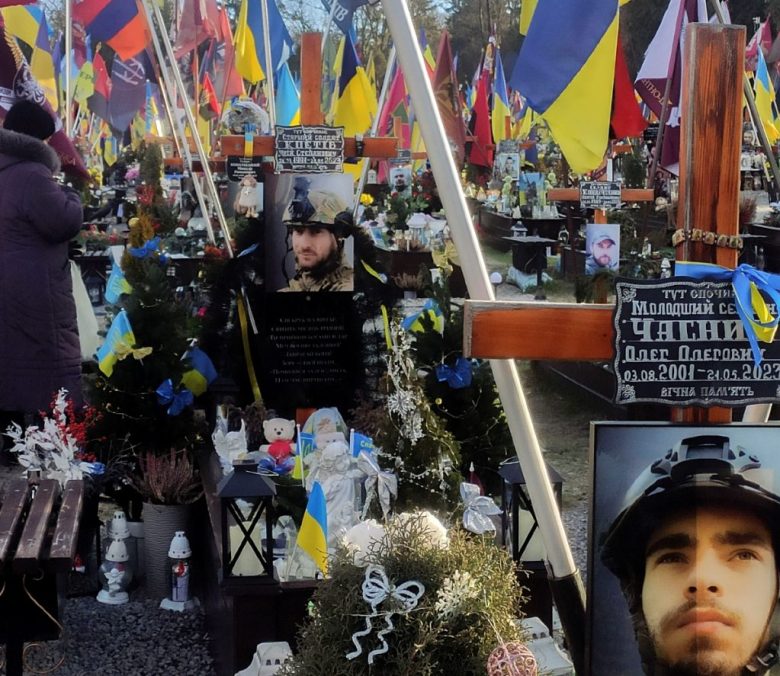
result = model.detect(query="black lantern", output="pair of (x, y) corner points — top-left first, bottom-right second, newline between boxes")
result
(84, 270), (106, 306)
(499, 457), (563, 630)
(216, 459), (276, 580)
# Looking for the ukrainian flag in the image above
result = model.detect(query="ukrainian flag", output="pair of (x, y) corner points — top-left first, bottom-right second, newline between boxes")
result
(491, 48), (511, 144)
(96, 309), (136, 377)
(181, 347), (218, 397)
(234, 0), (292, 85)
(755, 50), (779, 144)
(511, 0), (621, 174)
(332, 32), (375, 136)
(297, 481), (328, 574)
(104, 262), (132, 305)
(402, 299), (444, 334)
(276, 62), (300, 126)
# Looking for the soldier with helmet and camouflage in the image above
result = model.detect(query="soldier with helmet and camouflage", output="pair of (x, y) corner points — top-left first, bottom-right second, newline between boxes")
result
(282, 177), (355, 292)
(600, 434), (780, 675)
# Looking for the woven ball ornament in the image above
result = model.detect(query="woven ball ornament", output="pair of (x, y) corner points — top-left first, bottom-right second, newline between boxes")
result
(486, 641), (537, 676)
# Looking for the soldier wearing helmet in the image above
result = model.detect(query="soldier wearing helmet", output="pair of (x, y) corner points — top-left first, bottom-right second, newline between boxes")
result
(282, 177), (354, 292)
(600, 435), (780, 675)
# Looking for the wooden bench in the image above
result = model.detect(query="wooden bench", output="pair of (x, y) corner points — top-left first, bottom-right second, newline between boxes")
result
(0, 478), (84, 676)
(195, 452), (318, 676)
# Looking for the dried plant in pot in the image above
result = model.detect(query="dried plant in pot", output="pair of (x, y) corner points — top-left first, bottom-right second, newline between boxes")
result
(134, 449), (203, 598)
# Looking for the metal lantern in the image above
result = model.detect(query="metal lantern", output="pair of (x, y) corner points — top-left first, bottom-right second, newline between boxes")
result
(498, 457), (563, 630)
(216, 459), (277, 580)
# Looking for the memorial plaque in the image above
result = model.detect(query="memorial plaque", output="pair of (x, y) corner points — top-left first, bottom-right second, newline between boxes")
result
(580, 181), (622, 210)
(259, 293), (359, 411)
(226, 156), (264, 182)
(613, 278), (780, 406)
(274, 125), (344, 173)
(497, 139), (519, 154)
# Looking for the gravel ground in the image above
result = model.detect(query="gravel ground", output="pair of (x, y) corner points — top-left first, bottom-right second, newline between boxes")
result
(0, 277), (600, 676)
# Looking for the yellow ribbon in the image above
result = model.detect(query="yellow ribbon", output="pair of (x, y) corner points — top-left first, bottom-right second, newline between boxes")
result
(237, 295), (263, 403)
(114, 343), (153, 361)
(380, 304), (392, 350)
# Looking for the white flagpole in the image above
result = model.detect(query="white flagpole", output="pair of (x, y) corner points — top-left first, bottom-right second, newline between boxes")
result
(259, 0), (276, 129)
(64, 0), (73, 136)
(380, 1), (585, 669)
(352, 45), (396, 218)
(143, 0), (234, 255)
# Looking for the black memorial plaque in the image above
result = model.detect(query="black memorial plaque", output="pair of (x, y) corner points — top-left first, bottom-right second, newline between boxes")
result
(274, 125), (344, 173)
(497, 139), (519, 154)
(580, 181), (622, 210)
(226, 156), (264, 182)
(613, 278), (780, 406)
(259, 293), (359, 410)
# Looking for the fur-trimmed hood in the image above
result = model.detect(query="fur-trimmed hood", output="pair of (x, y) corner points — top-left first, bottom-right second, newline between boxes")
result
(0, 127), (60, 173)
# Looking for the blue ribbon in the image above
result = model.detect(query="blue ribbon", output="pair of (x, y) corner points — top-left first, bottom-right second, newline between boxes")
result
(156, 379), (194, 416)
(129, 237), (163, 260)
(675, 261), (780, 365)
(435, 357), (473, 389)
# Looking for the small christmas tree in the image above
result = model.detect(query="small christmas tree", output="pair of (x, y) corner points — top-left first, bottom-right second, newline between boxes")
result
(87, 143), (200, 455)
(372, 322), (461, 511)
(410, 280), (513, 497)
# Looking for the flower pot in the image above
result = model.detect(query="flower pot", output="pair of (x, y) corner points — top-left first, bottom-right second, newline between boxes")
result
(141, 502), (191, 599)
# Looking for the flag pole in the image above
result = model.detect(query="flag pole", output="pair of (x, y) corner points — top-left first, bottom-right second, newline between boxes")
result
(380, 1), (585, 669)
(709, 0), (780, 197)
(153, 65), (184, 160)
(259, 0), (276, 129)
(142, 0), (215, 246)
(64, 0), (73, 137)
(144, 0), (235, 256)
(645, 0), (687, 188)
(352, 45), (396, 219)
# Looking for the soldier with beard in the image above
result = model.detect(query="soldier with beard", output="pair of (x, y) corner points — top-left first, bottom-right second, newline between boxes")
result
(601, 435), (780, 676)
(282, 205), (354, 293)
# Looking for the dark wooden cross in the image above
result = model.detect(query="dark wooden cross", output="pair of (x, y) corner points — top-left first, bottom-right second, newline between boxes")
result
(464, 23), (746, 425)
(220, 33), (397, 161)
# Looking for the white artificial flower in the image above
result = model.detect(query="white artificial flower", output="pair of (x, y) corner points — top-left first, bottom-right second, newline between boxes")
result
(393, 511), (449, 549)
(341, 520), (386, 567)
(435, 570), (479, 620)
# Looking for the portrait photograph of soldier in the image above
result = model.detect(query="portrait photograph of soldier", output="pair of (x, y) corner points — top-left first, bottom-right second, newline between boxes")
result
(589, 423), (780, 675)
(494, 151), (520, 182)
(388, 164), (412, 198)
(264, 173), (355, 292)
(585, 223), (621, 275)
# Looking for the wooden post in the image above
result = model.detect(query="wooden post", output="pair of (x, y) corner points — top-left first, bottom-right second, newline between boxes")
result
(464, 26), (747, 412)
(300, 33), (324, 126)
(673, 23), (744, 424)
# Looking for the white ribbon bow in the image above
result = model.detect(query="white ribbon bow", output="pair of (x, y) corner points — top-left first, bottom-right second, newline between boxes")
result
(346, 564), (425, 664)
(357, 451), (398, 520)
(460, 482), (502, 535)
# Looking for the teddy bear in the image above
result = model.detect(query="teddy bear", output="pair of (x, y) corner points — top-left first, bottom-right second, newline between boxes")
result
(234, 174), (261, 218)
(259, 417), (296, 475)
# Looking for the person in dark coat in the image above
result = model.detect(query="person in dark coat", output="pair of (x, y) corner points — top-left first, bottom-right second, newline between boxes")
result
(0, 100), (84, 420)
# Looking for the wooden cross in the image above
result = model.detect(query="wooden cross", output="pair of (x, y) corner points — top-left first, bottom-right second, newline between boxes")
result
(219, 33), (397, 160)
(464, 24), (746, 426)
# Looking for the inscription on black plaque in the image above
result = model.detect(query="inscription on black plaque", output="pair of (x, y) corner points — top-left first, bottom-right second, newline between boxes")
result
(274, 125), (345, 174)
(226, 156), (265, 182)
(580, 181), (622, 210)
(259, 293), (359, 410)
(613, 278), (780, 406)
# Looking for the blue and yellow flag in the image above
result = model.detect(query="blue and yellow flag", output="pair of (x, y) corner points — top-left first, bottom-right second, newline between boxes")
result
(291, 430), (315, 481)
(234, 0), (292, 84)
(298, 481), (328, 574)
(96, 309), (136, 376)
(491, 47), (511, 144)
(332, 32), (375, 136)
(511, 0), (621, 173)
(276, 61), (300, 126)
(755, 49), (779, 144)
(402, 299), (444, 334)
(104, 262), (132, 305)
(181, 347), (218, 397)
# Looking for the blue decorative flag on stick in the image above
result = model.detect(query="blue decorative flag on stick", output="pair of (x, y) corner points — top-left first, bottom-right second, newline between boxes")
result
(181, 347), (218, 397)
(351, 431), (374, 458)
(96, 309), (136, 376)
(298, 481), (328, 574)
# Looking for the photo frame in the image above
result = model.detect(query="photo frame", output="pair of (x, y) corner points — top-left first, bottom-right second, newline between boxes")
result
(588, 422), (780, 675)
(584, 223), (620, 275)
